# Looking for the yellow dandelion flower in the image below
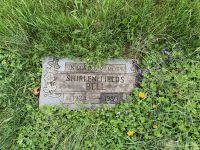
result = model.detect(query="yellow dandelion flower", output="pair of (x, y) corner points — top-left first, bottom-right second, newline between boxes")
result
(127, 130), (135, 137)
(139, 92), (145, 99)
(152, 104), (157, 109)
(153, 124), (158, 129)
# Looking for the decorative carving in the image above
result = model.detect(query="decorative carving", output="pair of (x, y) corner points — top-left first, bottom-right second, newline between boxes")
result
(43, 58), (61, 98)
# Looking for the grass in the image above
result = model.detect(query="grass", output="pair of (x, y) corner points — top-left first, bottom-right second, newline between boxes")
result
(0, 0), (200, 149)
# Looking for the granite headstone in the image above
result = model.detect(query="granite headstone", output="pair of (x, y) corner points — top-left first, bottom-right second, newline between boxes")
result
(39, 57), (137, 109)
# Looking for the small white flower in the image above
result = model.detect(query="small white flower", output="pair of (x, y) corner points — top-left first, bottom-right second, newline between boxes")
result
(116, 112), (121, 116)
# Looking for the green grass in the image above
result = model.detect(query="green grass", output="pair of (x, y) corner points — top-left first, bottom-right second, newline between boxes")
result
(0, 0), (200, 149)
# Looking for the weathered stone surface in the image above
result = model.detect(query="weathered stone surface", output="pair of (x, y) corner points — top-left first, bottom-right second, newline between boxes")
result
(39, 57), (137, 109)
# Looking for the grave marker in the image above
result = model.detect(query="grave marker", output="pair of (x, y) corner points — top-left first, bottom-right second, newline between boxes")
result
(39, 57), (137, 109)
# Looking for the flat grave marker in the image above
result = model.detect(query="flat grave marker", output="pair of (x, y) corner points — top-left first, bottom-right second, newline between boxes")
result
(39, 57), (137, 109)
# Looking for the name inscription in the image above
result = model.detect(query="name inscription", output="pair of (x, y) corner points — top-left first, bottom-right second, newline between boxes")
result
(39, 58), (137, 108)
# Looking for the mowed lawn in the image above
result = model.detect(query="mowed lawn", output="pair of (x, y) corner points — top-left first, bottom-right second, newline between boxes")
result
(0, 0), (200, 149)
